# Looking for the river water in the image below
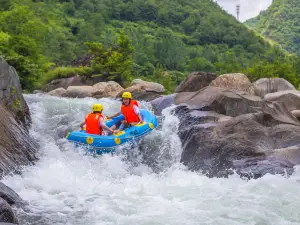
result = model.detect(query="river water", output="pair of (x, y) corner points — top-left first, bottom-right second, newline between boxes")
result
(2, 94), (300, 225)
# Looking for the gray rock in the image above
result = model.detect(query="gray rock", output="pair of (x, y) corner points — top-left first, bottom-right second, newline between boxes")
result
(130, 79), (165, 93)
(253, 78), (296, 97)
(64, 86), (94, 98)
(175, 105), (300, 178)
(92, 81), (124, 98)
(175, 72), (216, 93)
(150, 94), (176, 115)
(175, 86), (262, 117)
(0, 198), (18, 224)
(264, 90), (300, 111)
(48, 88), (67, 97)
(117, 79), (165, 101)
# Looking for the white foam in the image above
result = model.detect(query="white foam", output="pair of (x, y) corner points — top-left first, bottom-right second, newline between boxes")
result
(3, 94), (300, 225)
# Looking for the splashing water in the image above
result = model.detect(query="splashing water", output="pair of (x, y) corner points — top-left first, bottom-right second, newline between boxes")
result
(2, 94), (300, 225)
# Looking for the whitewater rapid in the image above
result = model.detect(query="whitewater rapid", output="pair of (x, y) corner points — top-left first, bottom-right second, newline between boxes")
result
(3, 94), (300, 225)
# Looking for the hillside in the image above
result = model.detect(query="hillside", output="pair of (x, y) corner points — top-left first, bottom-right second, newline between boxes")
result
(246, 0), (300, 55)
(0, 0), (300, 91)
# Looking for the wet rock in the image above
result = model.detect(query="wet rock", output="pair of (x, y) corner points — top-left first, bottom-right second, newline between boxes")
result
(48, 88), (67, 97)
(150, 94), (176, 115)
(0, 198), (18, 224)
(253, 78), (296, 97)
(175, 72), (216, 93)
(210, 73), (254, 95)
(0, 183), (22, 207)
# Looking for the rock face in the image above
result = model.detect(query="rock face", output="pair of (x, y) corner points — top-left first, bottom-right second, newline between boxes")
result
(0, 58), (30, 124)
(175, 72), (216, 93)
(175, 104), (300, 178)
(253, 78), (296, 97)
(0, 58), (36, 224)
(210, 73), (255, 95)
(153, 77), (300, 179)
(117, 79), (165, 101)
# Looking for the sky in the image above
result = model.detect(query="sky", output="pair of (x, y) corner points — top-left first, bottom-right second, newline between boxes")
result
(214, 0), (273, 22)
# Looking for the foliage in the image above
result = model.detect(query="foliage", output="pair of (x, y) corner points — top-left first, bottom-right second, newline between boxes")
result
(246, 0), (300, 55)
(0, 0), (299, 92)
(85, 31), (134, 84)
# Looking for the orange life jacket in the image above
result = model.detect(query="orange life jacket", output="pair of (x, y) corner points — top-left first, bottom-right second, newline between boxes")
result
(121, 100), (140, 123)
(85, 113), (104, 135)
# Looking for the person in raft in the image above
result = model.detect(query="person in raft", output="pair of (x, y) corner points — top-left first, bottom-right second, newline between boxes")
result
(80, 104), (116, 135)
(107, 92), (143, 133)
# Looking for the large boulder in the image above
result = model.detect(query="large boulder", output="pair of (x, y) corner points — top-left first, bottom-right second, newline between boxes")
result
(131, 79), (165, 93)
(47, 88), (67, 97)
(0, 58), (30, 124)
(175, 72), (216, 93)
(210, 73), (255, 95)
(175, 105), (300, 178)
(64, 86), (95, 98)
(117, 79), (165, 101)
(253, 78), (296, 97)
(92, 81), (123, 98)
(264, 90), (300, 112)
(175, 86), (262, 117)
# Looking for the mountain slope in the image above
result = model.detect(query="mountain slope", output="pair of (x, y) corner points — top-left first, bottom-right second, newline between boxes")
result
(246, 0), (300, 55)
(0, 0), (299, 90)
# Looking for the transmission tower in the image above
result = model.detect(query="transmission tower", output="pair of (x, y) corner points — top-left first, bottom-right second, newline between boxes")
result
(236, 4), (240, 21)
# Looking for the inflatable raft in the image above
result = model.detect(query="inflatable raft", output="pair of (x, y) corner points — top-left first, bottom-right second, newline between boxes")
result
(66, 109), (158, 154)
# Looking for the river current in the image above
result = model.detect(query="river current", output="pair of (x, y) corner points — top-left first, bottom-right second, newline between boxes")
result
(3, 94), (300, 225)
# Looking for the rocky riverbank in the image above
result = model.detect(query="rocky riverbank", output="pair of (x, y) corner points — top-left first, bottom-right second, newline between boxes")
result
(38, 77), (165, 101)
(40, 71), (300, 178)
(0, 58), (37, 224)
(152, 72), (300, 178)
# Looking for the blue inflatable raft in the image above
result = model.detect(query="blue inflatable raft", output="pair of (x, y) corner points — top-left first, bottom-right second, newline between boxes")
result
(66, 109), (158, 154)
